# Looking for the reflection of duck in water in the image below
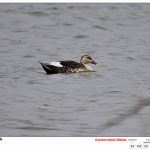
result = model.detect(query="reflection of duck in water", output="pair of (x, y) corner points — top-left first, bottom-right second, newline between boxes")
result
(39, 55), (100, 74)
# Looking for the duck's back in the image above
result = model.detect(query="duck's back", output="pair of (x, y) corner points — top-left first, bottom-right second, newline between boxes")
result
(55, 60), (86, 73)
(60, 60), (82, 68)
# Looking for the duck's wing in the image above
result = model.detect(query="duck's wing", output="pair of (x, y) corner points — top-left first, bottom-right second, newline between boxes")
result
(59, 60), (84, 68)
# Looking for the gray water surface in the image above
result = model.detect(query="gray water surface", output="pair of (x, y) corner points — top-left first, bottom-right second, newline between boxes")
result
(0, 4), (150, 136)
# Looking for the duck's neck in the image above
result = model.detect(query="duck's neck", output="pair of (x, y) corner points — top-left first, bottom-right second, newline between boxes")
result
(83, 64), (93, 71)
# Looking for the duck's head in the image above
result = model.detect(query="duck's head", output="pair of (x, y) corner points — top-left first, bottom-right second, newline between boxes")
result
(80, 55), (100, 66)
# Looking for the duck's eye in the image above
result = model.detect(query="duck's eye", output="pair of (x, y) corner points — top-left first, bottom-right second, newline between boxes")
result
(87, 56), (91, 59)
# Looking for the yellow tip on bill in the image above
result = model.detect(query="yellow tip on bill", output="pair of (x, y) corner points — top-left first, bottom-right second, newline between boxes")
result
(96, 64), (101, 67)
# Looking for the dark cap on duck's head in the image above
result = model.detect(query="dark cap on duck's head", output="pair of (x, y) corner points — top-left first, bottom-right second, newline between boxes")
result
(80, 55), (98, 65)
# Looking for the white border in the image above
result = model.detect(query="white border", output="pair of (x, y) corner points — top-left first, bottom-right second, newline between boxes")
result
(0, 0), (150, 3)
(0, 137), (139, 150)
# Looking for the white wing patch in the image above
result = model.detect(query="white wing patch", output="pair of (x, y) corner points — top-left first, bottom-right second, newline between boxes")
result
(49, 62), (63, 67)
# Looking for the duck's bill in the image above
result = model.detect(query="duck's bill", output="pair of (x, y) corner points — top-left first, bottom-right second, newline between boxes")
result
(96, 64), (101, 67)
(92, 61), (101, 67)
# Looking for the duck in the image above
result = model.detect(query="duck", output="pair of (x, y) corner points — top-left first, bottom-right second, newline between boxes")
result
(39, 55), (100, 74)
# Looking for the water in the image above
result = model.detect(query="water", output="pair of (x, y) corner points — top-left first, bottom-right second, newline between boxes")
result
(0, 3), (150, 136)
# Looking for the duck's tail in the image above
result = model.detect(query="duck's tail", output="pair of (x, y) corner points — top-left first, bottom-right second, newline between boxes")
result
(38, 61), (57, 74)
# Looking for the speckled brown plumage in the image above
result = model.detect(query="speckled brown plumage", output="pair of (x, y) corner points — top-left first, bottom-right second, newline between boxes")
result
(39, 55), (98, 74)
